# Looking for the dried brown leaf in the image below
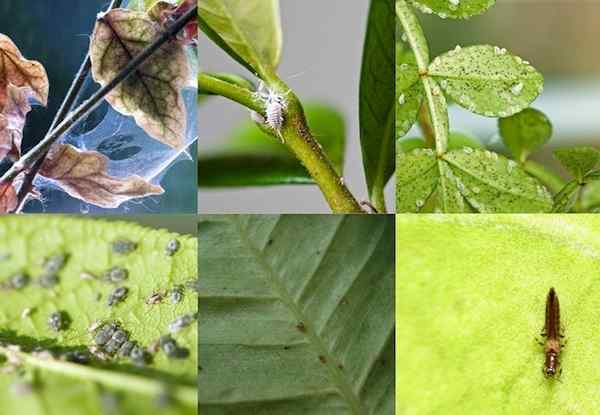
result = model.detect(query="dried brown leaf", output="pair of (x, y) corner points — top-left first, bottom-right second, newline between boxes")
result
(39, 144), (164, 208)
(0, 33), (49, 106)
(89, 9), (189, 149)
(0, 181), (17, 213)
(0, 85), (32, 161)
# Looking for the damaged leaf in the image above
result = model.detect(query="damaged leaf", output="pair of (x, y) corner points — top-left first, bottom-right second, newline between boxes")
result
(39, 144), (163, 208)
(0, 85), (32, 161)
(0, 33), (48, 106)
(89, 9), (189, 149)
(0, 181), (17, 213)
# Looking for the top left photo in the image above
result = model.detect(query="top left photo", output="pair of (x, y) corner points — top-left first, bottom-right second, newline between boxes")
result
(0, 0), (198, 214)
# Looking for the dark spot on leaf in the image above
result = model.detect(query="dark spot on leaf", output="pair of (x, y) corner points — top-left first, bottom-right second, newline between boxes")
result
(319, 355), (327, 364)
(296, 322), (306, 332)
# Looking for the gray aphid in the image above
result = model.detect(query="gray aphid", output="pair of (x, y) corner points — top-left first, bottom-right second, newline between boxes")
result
(9, 273), (30, 290)
(65, 350), (91, 364)
(170, 285), (184, 304)
(159, 335), (189, 359)
(108, 287), (128, 306)
(94, 323), (117, 346)
(43, 254), (67, 274)
(104, 338), (121, 354)
(118, 341), (135, 357)
(111, 329), (128, 344)
(48, 311), (66, 332)
(111, 239), (137, 255)
(130, 345), (147, 366)
(165, 239), (180, 256)
(168, 313), (197, 333)
(103, 267), (128, 284)
(38, 272), (59, 288)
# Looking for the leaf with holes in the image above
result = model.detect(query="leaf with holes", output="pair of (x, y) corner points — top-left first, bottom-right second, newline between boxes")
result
(429, 45), (543, 117)
(198, 215), (395, 414)
(553, 147), (600, 183)
(39, 144), (164, 209)
(0, 216), (197, 415)
(199, 0), (282, 79)
(411, 0), (495, 19)
(397, 215), (600, 414)
(90, 9), (189, 149)
(499, 108), (552, 163)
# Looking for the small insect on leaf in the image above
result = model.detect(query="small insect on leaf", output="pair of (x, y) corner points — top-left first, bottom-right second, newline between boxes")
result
(48, 311), (69, 332)
(103, 266), (129, 284)
(541, 287), (563, 379)
(165, 239), (181, 256)
(111, 239), (137, 255)
(107, 286), (128, 306)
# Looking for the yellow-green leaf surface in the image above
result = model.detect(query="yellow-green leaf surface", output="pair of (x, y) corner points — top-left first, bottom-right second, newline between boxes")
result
(0, 216), (197, 415)
(429, 45), (543, 117)
(397, 215), (600, 414)
(90, 9), (189, 149)
(199, 215), (395, 414)
(199, 0), (282, 79)
(410, 0), (495, 19)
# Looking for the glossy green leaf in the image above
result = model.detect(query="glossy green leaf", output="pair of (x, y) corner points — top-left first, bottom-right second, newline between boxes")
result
(499, 108), (552, 162)
(396, 0), (430, 66)
(397, 215), (600, 414)
(397, 137), (427, 153)
(429, 45), (544, 117)
(553, 147), (600, 183)
(0, 217), (197, 415)
(552, 180), (580, 213)
(410, 0), (495, 19)
(198, 103), (345, 187)
(446, 131), (483, 151)
(396, 148), (553, 212)
(198, 215), (395, 414)
(199, 0), (282, 79)
(396, 51), (423, 140)
(359, 0), (396, 200)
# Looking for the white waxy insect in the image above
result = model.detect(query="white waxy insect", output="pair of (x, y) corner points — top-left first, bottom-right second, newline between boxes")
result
(254, 81), (290, 142)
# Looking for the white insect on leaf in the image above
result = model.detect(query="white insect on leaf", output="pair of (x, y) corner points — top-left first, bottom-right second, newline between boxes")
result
(254, 81), (290, 143)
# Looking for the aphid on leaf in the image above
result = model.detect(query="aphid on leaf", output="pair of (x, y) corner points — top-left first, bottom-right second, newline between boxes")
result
(130, 345), (148, 366)
(159, 335), (189, 359)
(38, 272), (59, 288)
(118, 341), (135, 357)
(146, 290), (165, 305)
(170, 284), (184, 304)
(540, 287), (564, 379)
(103, 266), (128, 284)
(165, 239), (181, 256)
(8, 272), (30, 290)
(111, 239), (137, 255)
(43, 254), (67, 274)
(64, 350), (91, 364)
(94, 322), (118, 346)
(107, 286), (128, 306)
(168, 312), (197, 333)
(48, 311), (68, 332)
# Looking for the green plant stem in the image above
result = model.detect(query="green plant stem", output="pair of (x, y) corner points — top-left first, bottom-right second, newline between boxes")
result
(523, 160), (566, 193)
(0, 6), (197, 186)
(396, 0), (448, 155)
(200, 74), (363, 213)
(198, 72), (263, 113)
(417, 102), (435, 147)
(0, 346), (196, 406)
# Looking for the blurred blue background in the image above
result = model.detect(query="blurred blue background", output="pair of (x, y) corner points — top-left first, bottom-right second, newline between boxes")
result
(0, 0), (197, 213)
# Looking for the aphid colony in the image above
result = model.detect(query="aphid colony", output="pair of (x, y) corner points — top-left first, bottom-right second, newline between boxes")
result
(92, 321), (148, 366)
(1, 253), (68, 290)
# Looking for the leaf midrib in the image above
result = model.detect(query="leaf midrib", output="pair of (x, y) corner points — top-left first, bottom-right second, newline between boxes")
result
(233, 216), (365, 414)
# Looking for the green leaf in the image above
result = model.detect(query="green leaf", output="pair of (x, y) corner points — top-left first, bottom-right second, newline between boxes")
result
(553, 147), (600, 183)
(396, 148), (553, 212)
(429, 45), (544, 117)
(198, 0), (282, 80)
(397, 137), (427, 153)
(498, 108), (552, 162)
(198, 215), (395, 413)
(446, 131), (483, 151)
(396, 148), (438, 212)
(397, 215), (600, 414)
(0, 216), (197, 414)
(198, 103), (345, 187)
(581, 180), (600, 212)
(411, 0), (495, 19)
(396, 51), (423, 140)
(552, 180), (580, 213)
(359, 0), (396, 202)
(198, 72), (255, 95)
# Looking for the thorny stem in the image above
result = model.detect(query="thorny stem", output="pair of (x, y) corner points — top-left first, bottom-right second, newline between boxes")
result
(14, 0), (125, 213)
(0, 345), (197, 406)
(396, 0), (448, 155)
(1, 5), (198, 193)
(200, 75), (363, 213)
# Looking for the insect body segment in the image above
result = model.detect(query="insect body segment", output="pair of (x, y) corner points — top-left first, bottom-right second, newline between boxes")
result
(541, 287), (563, 378)
(254, 81), (290, 143)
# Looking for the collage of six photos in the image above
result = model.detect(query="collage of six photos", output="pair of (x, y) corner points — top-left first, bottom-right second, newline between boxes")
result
(1, 0), (599, 414)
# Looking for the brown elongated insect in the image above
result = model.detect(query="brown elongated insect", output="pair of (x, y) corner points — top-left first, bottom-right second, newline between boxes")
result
(541, 287), (563, 378)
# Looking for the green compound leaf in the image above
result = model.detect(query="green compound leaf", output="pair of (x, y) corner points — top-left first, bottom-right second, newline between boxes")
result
(396, 148), (553, 213)
(397, 215), (600, 414)
(553, 147), (600, 183)
(499, 108), (553, 163)
(410, 0), (495, 19)
(360, 0), (396, 203)
(198, 215), (395, 414)
(429, 45), (544, 117)
(0, 216), (198, 415)
(581, 180), (600, 212)
(199, 0), (282, 80)
(198, 103), (345, 187)
(396, 51), (424, 140)
(552, 180), (580, 213)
